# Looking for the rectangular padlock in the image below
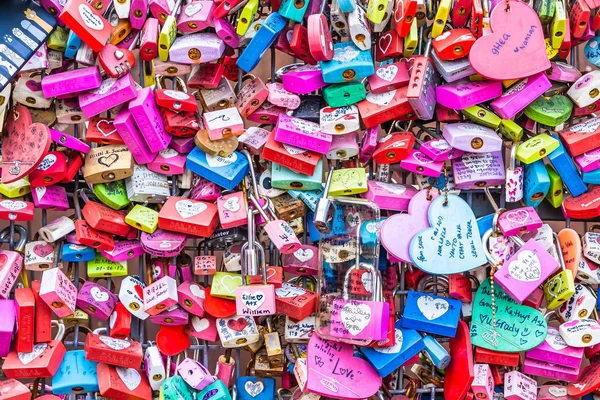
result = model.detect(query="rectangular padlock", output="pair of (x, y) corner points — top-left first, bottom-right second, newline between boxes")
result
(158, 196), (219, 237)
(407, 56), (438, 120)
(129, 87), (172, 152)
(14, 288), (34, 353)
(443, 122), (503, 154)
(39, 267), (77, 318)
(547, 134), (587, 197)
(357, 87), (416, 128)
(503, 370), (537, 400)
(42, 66), (101, 98)
(83, 145), (134, 185)
(79, 75), (137, 118)
(274, 114), (332, 154)
(281, 65), (327, 95)
(59, 0), (112, 52)
(437, 79), (502, 111)
(452, 151), (506, 189)
(114, 108), (158, 165)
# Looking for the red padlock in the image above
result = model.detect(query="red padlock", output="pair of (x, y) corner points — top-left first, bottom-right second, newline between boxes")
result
(74, 219), (115, 252)
(32, 280), (52, 343)
(14, 288), (35, 353)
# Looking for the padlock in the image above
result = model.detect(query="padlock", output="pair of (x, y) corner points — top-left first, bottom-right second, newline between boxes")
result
(126, 165), (171, 203)
(76, 280), (118, 320)
(24, 239), (56, 271)
(31, 280), (52, 344)
(41, 66), (101, 98)
(275, 280), (317, 321)
(218, 191), (248, 229)
(74, 219), (115, 252)
(543, 234), (576, 309)
(102, 240), (145, 262)
(452, 151), (506, 189)
(490, 73), (552, 119)
(119, 276), (150, 320)
(13, 72), (52, 110)
(271, 161), (323, 191)
(558, 283), (596, 322)
(87, 252), (128, 278)
(503, 371), (537, 400)
(97, 363), (153, 399)
(526, 321), (583, 371)
(110, 302), (132, 339)
(497, 207), (542, 237)
(37, 216), (75, 244)
(262, 133), (321, 176)
(523, 160), (551, 207)
(437, 79), (502, 111)
(217, 315), (261, 347)
(237, 376), (276, 400)
(505, 145), (524, 203)
(39, 267), (77, 318)
(442, 123), (502, 153)
(547, 134), (587, 197)
(13, 287), (34, 353)
(177, 280), (206, 317)
(79, 75), (137, 118)
(143, 275), (178, 316)
(83, 145), (134, 185)
(462, 106), (501, 129)
(559, 318), (600, 347)
(84, 329), (144, 368)
(158, 196), (219, 237)
(129, 87), (172, 152)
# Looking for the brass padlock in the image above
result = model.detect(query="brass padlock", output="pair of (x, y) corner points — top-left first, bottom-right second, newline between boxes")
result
(83, 145), (134, 184)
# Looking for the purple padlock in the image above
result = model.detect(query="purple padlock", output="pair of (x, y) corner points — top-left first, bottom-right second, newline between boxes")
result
(76, 281), (118, 321)
(443, 123), (503, 153)
(497, 207), (543, 237)
(575, 147), (600, 172)
(141, 229), (187, 258)
(214, 19), (240, 49)
(149, 304), (189, 325)
(171, 137), (196, 154)
(436, 79), (503, 110)
(0, 300), (15, 357)
(31, 185), (70, 211)
(452, 151), (506, 189)
(114, 108), (159, 165)
(274, 114), (332, 154)
(101, 240), (145, 262)
(177, 358), (215, 390)
(525, 327), (584, 370)
(129, 87), (172, 152)
(490, 73), (552, 119)
(79, 75), (137, 118)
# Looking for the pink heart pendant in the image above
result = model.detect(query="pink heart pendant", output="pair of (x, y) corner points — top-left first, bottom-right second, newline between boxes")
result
(306, 334), (382, 399)
(468, 0), (550, 80)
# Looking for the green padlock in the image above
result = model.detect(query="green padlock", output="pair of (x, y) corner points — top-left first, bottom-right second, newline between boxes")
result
(323, 82), (367, 107)
(499, 119), (524, 142)
(462, 106), (502, 129)
(271, 160), (323, 191)
(160, 376), (197, 400)
(523, 95), (573, 127)
(87, 253), (128, 278)
(328, 167), (368, 195)
(534, 0), (555, 24)
(545, 165), (563, 208)
(125, 205), (159, 233)
(516, 133), (560, 164)
(93, 181), (130, 210)
(211, 272), (243, 300)
(0, 178), (30, 198)
(47, 26), (69, 52)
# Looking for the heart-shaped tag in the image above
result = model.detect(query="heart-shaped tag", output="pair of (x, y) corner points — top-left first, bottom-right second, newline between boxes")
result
(294, 247), (314, 262)
(192, 316), (210, 332)
(33, 243), (54, 258)
(374, 329), (403, 354)
(156, 325), (190, 356)
(3, 111), (51, 183)
(468, 0), (550, 79)
(240, 291), (265, 310)
(409, 194), (486, 274)
(185, 2), (203, 16)
(568, 360), (600, 397)
(176, 200), (207, 218)
(471, 278), (547, 352)
(306, 334), (382, 399)
(340, 303), (372, 335)
(204, 287), (236, 318)
(381, 190), (439, 263)
(417, 295), (449, 320)
(333, 43), (361, 63)
(0, 200), (27, 211)
(206, 153), (237, 168)
(78, 3), (105, 30)
(190, 284), (206, 299)
(223, 197), (240, 212)
(17, 343), (47, 365)
(116, 367), (141, 391)
(245, 381), (264, 397)
(548, 387), (567, 397)
(507, 250), (542, 282)
(227, 317), (248, 331)
(376, 65), (399, 82)
(366, 90), (396, 106)
(91, 286), (109, 302)
(99, 336), (131, 350)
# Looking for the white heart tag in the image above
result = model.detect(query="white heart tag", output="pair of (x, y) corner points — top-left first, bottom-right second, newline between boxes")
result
(283, 143), (305, 155)
(417, 295), (449, 320)
(18, 343), (47, 365)
(91, 286), (109, 302)
(192, 316), (210, 332)
(548, 387), (568, 397)
(508, 250), (541, 282)
(159, 148), (179, 159)
(294, 248), (314, 262)
(185, 3), (203, 16)
(366, 90), (396, 106)
(176, 200), (207, 218)
(206, 153), (237, 168)
(241, 291), (266, 310)
(376, 65), (398, 82)
(245, 381), (264, 397)
(78, 3), (104, 30)
(190, 284), (206, 299)
(37, 154), (56, 171)
(99, 336), (131, 350)
(223, 197), (240, 212)
(0, 200), (27, 211)
(374, 329), (403, 354)
(35, 186), (46, 200)
(116, 367), (141, 391)
(545, 329), (568, 351)
(340, 303), (371, 335)
(333, 44), (360, 63)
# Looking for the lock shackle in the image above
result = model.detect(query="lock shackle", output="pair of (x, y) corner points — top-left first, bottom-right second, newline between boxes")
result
(241, 149), (260, 198)
(323, 166), (335, 197)
(274, 63), (306, 81)
(0, 225), (28, 253)
(415, 274), (449, 293)
(491, 207), (506, 236)
(553, 232), (567, 271)
(249, 192), (272, 223)
(51, 320), (66, 341)
(62, 324), (92, 346)
(340, 263), (382, 301)
(509, 144), (519, 170)
(93, 327), (108, 335)
(482, 228), (503, 268)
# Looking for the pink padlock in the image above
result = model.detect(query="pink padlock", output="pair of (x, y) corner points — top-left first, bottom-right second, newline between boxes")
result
(436, 79), (503, 110)
(177, 358), (215, 390)
(39, 267), (77, 318)
(40, 0), (65, 24)
(419, 138), (465, 161)
(0, 247), (23, 299)
(522, 357), (580, 382)
(442, 123), (503, 153)
(546, 61), (582, 82)
(236, 76), (269, 117)
(114, 108), (159, 165)
(31, 185), (70, 211)
(79, 75), (137, 118)
(400, 149), (444, 177)
(525, 327), (584, 370)
(238, 127), (271, 155)
(150, 305), (189, 325)
(471, 364), (494, 400)
(452, 152), (506, 189)
(171, 136), (196, 154)
(187, 313), (218, 341)
(368, 62), (410, 94)
(143, 276), (178, 316)
(214, 19), (241, 48)
(42, 66), (102, 99)
(575, 147), (600, 172)
(140, 18), (159, 61)
(504, 370), (537, 400)
(129, 87), (172, 152)
(490, 73), (552, 119)
(281, 64), (327, 95)
(190, 177), (222, 201)
(101, 240), (145, 262)
(274, 114), (332, 154)
(177, 1), (215, 33)
(148, 148), (187, 175)
(497, 207), (543, 236)
(327, 132), (360, 160)
(149, 0), (175, 23)
(217, 192), (247, 229)
(281, 245), (319, 276)
(359, 126), (379, 164)
(203, 108), (244, 141)
(362, 180), (418, 211)
(140, 229), (187, 258)
(194, 256), (217, 276)
(246, 102), (286, 125)
(266, 82), (301, 109)
(177, 281), (206, 317)
(130, 0), (149, 29)
(76, 281), (118, 320)
(49, 129), (90, 154)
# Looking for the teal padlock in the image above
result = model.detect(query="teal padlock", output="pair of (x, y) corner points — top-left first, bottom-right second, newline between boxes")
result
(583, 168), (600, 184)
(524, 160), (551, 207)
(161, 375), (197, 400)
(279, 0), (310, 22)
(320, 42), (374, 83)
(272, 160), (323, 191)
(198, 380), (232, 400)
(323, 81), (367, 107)
(236, 377), (276, 400)
(52, 350), (99, 394)
(288, 189), (323, 211)
(186, 148), (250, 190)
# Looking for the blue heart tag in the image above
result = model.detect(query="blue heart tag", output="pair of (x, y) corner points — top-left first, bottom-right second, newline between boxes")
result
(409, 194), (486, 274)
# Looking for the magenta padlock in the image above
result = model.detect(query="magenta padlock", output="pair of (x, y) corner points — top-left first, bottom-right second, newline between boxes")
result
(400, 149), (444, 177)
(522, 358), (580, 383)
(76, 281), (118, 320)
(525, 326), (584, 369)
(177, 358), (215, 390)
(246, 102), (286, 125)
(266, 82), (301, 110)
(442, 123), (503, 153)
(31, 185), (69, 211)
(359, 126), (378, 165)
(436, 79), (503, 110)
(238, 127), (271, 155)
(150, 0), (175, 23)
(203, 108), (244, 140)
(42, 66), (102, 99)
(114, 108), (159, 165)
(497, 208), (543, 236)
(148, 148), (186, 175)
(362, 180), (418, 211)
(490, 73), (552, 119)
(281, 64), (327, 95)
(177, 1), (215, 32)
(575, 148), (600, 172)
(546, 61), (582, 83)
(419, 138), (465, 161)
(49, 129), (90, 154)
(79, 75), (137, 118)
(217, 192), (247, 229)
(101, 240), (145, 262)
(281, 245), (319, 276)
(190, 177), (222, 201)
(40, 0), (65, 24)
(368, 61), (410, 94)
(129, 87), (172, 152)
(327, 132), (360, 160)
(169, 33), (225, 64)
(149, 305), (189, 325)
(140, 229), (187, 258)
(214, 18), (241, 48)
(177, 281), (206, 317)
(274, 114), (332, 154)
(171, 136), (196, 154)
(131, 0), (149, 29)
(452, 152), (506, 189)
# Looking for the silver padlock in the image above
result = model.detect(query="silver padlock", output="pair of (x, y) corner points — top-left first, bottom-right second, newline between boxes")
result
(38, 216), (75, 243)
(313, 166), (335, 234)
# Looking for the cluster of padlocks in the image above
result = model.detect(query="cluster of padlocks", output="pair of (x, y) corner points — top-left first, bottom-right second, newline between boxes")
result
(8, 0), (600, 398)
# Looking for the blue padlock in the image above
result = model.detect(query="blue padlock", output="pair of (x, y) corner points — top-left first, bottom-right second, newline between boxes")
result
(61, 242), (96, 262)
(237, 13), (286, 72)
(279, 0), (311, 22)
(477, 214), (494, 239)
(236, 377), (276, 400)
(379, 245), (388, 270)
(422, 335), (450, 369)
(547, 134), (587, 197)
(360, 322), (424, 378)
(359, 218), (384, 248)
(320, 42), (375, 83)
(288, 189), (322, 212)
(198, 380), (231, 400)
(401, 291), (462, 337)
(306, 211), (322, 243)
(52, 350), (99, 394)
(186, 148), (249, 190)
(585, 37), (600, 67)
(338, 0), (358, 12)
(523, 160), (551, 207)
(583, 168), (600, 184)
(64, 30), (81, 59)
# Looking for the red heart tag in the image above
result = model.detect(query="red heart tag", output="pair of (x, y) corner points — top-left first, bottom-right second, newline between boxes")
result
(3, 108), (51, 184)
(568, 359), (600, 397)
(227, 317), (248, 332)
(204, 286), (236, 318)
(99, 44), (136, 78)
(156, 325), (190, 356)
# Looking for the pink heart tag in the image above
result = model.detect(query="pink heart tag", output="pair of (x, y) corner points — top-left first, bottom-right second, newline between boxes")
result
(468, 0), (550, 80)
(380, 190), (439, 262)
(33, 243), (54, 258)
(306, 334), (382, 399)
